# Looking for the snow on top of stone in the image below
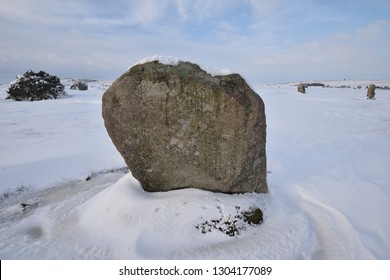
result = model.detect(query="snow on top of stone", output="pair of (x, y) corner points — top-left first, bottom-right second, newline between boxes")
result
(129, 55), (234, 77)
(132, 55), (180, 67)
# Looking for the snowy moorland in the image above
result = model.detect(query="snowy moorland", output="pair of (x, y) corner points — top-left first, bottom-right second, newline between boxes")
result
(0, 78), (389, 259)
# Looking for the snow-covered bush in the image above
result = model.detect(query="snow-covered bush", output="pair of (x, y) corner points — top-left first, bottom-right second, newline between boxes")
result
(6, 70), (65, 101)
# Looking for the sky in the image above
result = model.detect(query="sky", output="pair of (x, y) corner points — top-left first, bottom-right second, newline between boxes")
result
(0, 0), (389, 84)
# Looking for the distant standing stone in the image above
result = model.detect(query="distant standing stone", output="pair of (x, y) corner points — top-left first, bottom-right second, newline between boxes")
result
(70, 81), (88, 91)
(367, 84), (376, 99)
(297, 83), (306, 94)
(102, 60), (268, 193)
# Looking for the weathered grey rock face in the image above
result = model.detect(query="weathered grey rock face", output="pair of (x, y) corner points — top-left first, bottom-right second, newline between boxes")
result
(102, 61), (267, 193)
(367, 84), (376, 99)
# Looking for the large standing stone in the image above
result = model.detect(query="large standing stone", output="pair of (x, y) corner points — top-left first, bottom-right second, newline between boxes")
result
(102, 60), (267, 193)
(297, 83), (306, 94)
(367, 84), (376, 99)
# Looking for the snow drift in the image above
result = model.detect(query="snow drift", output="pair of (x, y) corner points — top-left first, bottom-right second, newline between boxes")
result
(0, 79), (389, 259)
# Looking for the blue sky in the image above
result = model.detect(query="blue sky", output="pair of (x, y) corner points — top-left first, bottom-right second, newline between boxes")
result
(1, 0), (389, 83)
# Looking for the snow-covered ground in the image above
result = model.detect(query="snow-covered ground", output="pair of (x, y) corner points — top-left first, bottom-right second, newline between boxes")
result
(0, 78), (389, 259)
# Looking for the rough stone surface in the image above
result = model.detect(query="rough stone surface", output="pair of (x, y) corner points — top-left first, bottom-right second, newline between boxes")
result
(367, 84), (376, 99)
(297, 83), (306, 94)
(102, 60), (267, 193)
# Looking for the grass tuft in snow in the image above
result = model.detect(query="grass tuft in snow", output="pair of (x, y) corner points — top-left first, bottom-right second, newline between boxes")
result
(85, 167), (129, 181)
(0, 184), (31, 203)
(195, 206), (263, 236)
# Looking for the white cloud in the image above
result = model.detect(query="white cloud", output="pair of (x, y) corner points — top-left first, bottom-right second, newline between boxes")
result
(173, 0), (242, 22)
(251, 19), (390, 81)
(218, 20), (239, 33)
(175, 0), (189, 20)
(129, 0), (167, 25)
(0, 0), (88, 26)
(1, 0), (389, 83)
(356, 20), (390, 42)
(249, 0), (280, 16)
